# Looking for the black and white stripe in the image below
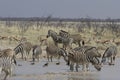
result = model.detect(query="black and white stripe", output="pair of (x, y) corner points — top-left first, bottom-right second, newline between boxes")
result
(63, 46), (101, 72)
(101, 46), (117, 65)
(0, 52), (16, 80)
(14, 43), (24, 59)
(32, 45), (42, 62)
(14, 42), (32, 60)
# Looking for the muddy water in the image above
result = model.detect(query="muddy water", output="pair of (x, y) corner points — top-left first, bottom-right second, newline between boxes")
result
(7, 58), (120, 80)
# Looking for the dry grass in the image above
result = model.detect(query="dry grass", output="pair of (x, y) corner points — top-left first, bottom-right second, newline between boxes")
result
(0, 21), (120, 57)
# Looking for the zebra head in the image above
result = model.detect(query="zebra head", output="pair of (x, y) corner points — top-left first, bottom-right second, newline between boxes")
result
(91, 57), (102, 71)
(46, 30), (52, 38)
(58, 48), (69, 63)
(58, 48), (67, 57)
(46, 30), (59, 42)
(94, 63), (102, 71)
(46, 30), (54, 38)
(101, 57), (106, 64)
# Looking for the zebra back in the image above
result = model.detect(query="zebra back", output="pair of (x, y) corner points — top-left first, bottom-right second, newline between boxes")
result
(101, 46), (117, 63)
(0, 51), (15, 80)
(14, 43), (24, 55)
(59, 30), (70, 38)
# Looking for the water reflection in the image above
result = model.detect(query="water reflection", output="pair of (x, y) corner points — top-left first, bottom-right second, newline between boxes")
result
(67, 72), (100, 80)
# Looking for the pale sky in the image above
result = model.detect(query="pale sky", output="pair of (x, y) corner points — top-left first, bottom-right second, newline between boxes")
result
(0, 0), (119, 19)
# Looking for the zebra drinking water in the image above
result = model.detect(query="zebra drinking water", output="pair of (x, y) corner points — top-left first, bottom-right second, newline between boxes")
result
(101, 46), (117, 65)
(61, 46), (101, 72)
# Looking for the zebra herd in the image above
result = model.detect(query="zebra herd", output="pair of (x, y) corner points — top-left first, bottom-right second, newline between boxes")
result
(0, 29), (118, 80)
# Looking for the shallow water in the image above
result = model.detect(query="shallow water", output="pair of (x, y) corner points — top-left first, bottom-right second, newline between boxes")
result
(3, 58), (120, 80)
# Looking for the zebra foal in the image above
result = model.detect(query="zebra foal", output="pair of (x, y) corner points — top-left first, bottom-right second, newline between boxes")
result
(0, 49), (16, 80)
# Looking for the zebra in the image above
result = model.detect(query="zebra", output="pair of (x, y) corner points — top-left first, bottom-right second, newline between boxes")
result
(46, 30), (73, 50)
(14, 41), (32, 60)
(61, 46), (101, 72)
(59, 30), (85, 47)
(101, 46), (117, 65)
(68, 46), (101, 65)
(43, 42), (69, 67)
(0, 49), (16, 80)
(32, 45), (42, 63)
(0, 49), (17, 65)
(32, 39), (47, 63)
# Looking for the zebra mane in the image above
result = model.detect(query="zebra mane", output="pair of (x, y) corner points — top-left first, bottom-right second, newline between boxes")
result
(102, 47), (109, 58)
(48, 30), (57, 35)
(90, 57), (100, 65)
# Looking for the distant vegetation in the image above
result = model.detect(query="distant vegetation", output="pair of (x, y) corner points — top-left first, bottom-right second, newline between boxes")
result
(0, 16), (120, 55)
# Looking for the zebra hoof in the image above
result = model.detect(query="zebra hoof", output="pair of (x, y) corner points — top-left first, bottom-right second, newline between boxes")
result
(56, 62), (60, 65)
(31, 62), (35, 65)
(43, 63), (48, 67)
(109, 63), (115, 65)
(18, 64), (22, 66)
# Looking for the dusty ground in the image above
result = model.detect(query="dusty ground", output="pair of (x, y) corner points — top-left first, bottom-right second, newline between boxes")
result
(0, 57), (119, 80)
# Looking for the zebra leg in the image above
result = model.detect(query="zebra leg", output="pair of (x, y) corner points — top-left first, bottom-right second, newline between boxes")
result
(24, 54), (27, 61)
(3, 70), (9, 80)
(12, 55), (17, 65)
(110, 56), (115, 65)
(70, 62), (74, 71)
(36, 55), (39, 62)
(56, 56), (60, 65)
(78, 41), (81, 47)
(86, 64), (90, 71)
(66, 60), (70, 65)
(82, 64), (86, 72)
(113, 56), (116, 65)
(47, 54), (49, 62)
(21, 52), (24, 59)
(75, 63), (79, 72)
(32, 55), (35, 62)
(50, 56), (53, 62)
(0, 67), (2, 74)
(108, 57), (111, 64)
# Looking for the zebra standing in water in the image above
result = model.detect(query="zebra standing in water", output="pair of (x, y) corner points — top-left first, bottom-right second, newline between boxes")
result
(14, 41), (32, 60)
(0, 48), (16, 80)
(32, 39), (47, 63)
(101, 46), (117, 65)
(61, 46), (101, 72)
(43, 42), (69, 67)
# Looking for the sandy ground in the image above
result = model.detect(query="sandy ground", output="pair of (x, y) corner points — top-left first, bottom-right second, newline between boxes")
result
(0, 57), (118, 80)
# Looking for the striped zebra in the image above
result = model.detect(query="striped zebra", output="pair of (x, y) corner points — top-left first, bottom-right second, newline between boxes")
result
(101, 46), (117, 65)
(32, 45), (42, 62)
(43, 43), (68, 67)
(32, 39), (48, 64)
(61, 46), (101, 72)
(46, 30), (73, 50)
(14, 41), (32, 60)
(0, 49), (16, 80)
(0, 49), (17, 65)
(59, 30), (85, 47)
